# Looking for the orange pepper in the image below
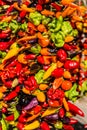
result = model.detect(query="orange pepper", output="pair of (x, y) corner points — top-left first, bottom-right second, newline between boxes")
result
(61, 80), (72, 90)
(0, 86), (7, 93)
(63, 98), (69, 111)
(27, 113), (40, 122)
(53, 77), (63, 90)
(41, 9), (55, 16)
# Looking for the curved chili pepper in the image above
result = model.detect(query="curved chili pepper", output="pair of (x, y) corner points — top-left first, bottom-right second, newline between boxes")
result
(25, 54), (36, 60)
(52, 68), (64, 78)
(51, 3), (62, 11)
(0, 33), (9, 39)
(58, 108), (65, 118)
(5, 114), (14, 121)
(67, 102), (84, 117)
(69, 118), (78, 125)
(41, 121), (50, 130)
(0, 41), (14, 51)
(6, 5), (14, 15)
(20, 11), (27, 18)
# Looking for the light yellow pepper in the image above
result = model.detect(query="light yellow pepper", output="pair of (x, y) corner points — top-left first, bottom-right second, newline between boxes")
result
(43, 63), (57, 80)
(24, 120), (40, 130)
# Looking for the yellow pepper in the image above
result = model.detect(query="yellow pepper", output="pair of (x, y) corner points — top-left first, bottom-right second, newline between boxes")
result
(41, 107), (58, 117)
(2, 16), (12, 22)
(63, 98), (69, 111)
(24, 120), (40, 130)
(43, 63), (57, 80)
(37, 91), (46, 102)
(2, 47), (19, 63)
(33, 89), (46, 102)
(21, 4), (36, 13)
(0, 92), (3, 99)
(17, 53), (27, 64)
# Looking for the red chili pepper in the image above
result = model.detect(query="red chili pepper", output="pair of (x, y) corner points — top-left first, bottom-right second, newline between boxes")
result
(4, 91), (17, 101)
(36, 4), (43, 11)
(0, 40), (14, 51)
(5, 114), (14, 121)
(24, 0), (30, 6)
(57, 49), (67, 62)
(67, 102), (84, 117)
(64, 60), (79, 70)
(52, 68), (64, 78)
(41, 121), (50, 130)
(25, 54), (36, 60)
(37, 55), (45, 64)
(17, 122), (24, 130)
(63, 124), (74, 130)
(69, 118), (78, 125)
(51, 3), (62, 11)
(84, 124), (87, 128)
(6, 59), (18, 68)
(83, 43), (87, 49)
(58, 108), (65, 118)
(38, 0), (45, 5)
(24, 76), (38, 91)
(6, 5), (14, 15)
(15, 62), (22, 76)
(48, 99), (59, 107)
(4, 80), (12, 88)
(34, 105), (42, 114)
(63, 44), (72, 51)
(0, 33), (8, 39)
(20, 11), (27, 18)
(47, 88), (64, 100)
(0, 0), (6, 5)
(42, 102), (48, 108)
(2, 107), (7, 113)
(15, 86), (20, 93)
(18, 115), (27, 123)
(43, 65), (50, 71)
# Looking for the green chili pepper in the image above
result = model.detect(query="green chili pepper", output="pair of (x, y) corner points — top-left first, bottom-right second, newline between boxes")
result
(65, 83), (79, 102)
(54, 121), (63, 129)
(31, 44), (41, 54)
(35, 70), (45, 84)
(29, 11), (42, 26)
(61, 21), (73, 35)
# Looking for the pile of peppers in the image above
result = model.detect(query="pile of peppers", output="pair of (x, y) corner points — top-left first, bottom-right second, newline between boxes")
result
(0, 0), (87, 130)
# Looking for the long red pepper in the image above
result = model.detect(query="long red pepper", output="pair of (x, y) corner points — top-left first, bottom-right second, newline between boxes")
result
(41, 121), (50, 130)
(5, 114), (14, 121)
(25, 54), (36, 60)
(0, 33), (8, 39)
(67, 102), (84, 117)
(69, 118), (78, 125)
(6, 5), (14, 15)
(4, 86), (20, 101)
(0, 41), (14, 51)
(51, 3), (62, 11)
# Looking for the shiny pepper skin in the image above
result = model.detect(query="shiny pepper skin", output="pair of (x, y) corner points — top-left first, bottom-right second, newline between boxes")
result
(47, 88), (64, 100)
(52, 68), (64, 78)
(40, 121), (50, 130)
(64, 60), (79, 70)
(57, 49), (67, 62)
(58, 108), (65, 118)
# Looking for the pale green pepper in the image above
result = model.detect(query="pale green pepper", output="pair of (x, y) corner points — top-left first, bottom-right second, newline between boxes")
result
(29, 11), (42, 26)
(35, 70), (45, 84)
(31, 44), (41, 54)
(65, 83), (79, 102)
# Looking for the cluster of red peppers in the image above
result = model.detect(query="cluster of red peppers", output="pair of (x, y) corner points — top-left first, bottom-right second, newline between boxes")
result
(0, 0), (87, 130)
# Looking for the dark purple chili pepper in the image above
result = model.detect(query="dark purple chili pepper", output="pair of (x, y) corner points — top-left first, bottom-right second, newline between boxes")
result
(23, 97), (38, 110)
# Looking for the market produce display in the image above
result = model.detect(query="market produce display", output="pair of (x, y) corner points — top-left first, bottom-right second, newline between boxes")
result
(0, 0), (87, 130)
